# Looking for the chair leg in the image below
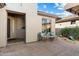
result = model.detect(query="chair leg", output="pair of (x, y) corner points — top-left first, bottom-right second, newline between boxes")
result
(49, 37), (54, 41)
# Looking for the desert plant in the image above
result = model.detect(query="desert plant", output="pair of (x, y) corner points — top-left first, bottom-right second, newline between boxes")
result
(60, 28), (70, 37)
(60, 27), (79, 40)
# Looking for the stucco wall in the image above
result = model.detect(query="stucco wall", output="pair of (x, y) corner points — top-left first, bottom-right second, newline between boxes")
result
(51, 18), (55, 35)
(76, 20), (79, 26)
(25, 3), (42, 42)
(55, 22), (70, 28)
(55, 20), (79, 28)
(0, 8), (7, 47)
(6, 3), (26, 13)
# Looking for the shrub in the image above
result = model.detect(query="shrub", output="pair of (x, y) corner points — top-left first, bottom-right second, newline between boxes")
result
(60, 27), (79, 40)
(60, 28), (70, 37)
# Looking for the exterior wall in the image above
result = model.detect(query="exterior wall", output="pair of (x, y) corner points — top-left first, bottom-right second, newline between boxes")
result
(25, 3), (42, 42)
(56, 22), (71, 28)
(51, 18), (55, 35)
(55, 20), (79, 28)
(6, 3), (27, 13)
(0, 8), (7, 47)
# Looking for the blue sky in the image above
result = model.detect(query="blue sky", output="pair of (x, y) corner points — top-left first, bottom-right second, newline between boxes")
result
(38, 3), (73, 18)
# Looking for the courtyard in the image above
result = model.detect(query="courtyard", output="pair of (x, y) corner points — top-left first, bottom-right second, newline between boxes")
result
(0, 38), (79, 56)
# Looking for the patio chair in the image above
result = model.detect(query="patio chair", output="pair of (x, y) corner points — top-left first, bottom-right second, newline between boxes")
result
(37, 32), (46, 41)
(46, 32), (55, 41)
(38, 32), (56, 41)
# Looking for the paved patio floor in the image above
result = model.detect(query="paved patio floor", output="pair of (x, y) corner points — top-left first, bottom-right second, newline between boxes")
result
(0, 38), (79, 56)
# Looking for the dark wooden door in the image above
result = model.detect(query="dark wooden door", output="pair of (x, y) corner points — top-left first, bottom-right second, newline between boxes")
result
(7, 18), (10, 38)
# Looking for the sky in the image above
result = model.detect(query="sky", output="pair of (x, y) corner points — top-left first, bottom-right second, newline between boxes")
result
(38, 3), (73, 18)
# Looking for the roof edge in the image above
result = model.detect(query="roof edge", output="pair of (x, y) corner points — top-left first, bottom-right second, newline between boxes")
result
(37, 11), (60, 19)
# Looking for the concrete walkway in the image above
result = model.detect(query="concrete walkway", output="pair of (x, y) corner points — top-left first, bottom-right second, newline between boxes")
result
(0, 38), (79, 56)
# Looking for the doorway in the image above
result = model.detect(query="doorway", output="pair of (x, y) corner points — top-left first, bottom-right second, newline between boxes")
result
(7, 12), (26, 44)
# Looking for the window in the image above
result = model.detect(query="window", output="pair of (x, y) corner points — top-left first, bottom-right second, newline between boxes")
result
(42, 18), (51, 24)
(71, 20), (76, 24)
(20, 3), (23, 7)
(42, 18), (51, 32)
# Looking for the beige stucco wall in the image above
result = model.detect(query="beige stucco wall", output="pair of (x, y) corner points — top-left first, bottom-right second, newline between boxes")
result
(75, 20), (79, 26)
(6, 3), (26, 13)
(55, 20), (79, 28)
(0, 8), (7, 47)
(51, 18), (55, 35)
(25, 3), (42, 42)
(56, 22), (70, 28)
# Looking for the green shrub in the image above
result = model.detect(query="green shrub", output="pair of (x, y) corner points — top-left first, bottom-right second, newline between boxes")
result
(60, 28), (70, 37)
(60, 27), (79, 40)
